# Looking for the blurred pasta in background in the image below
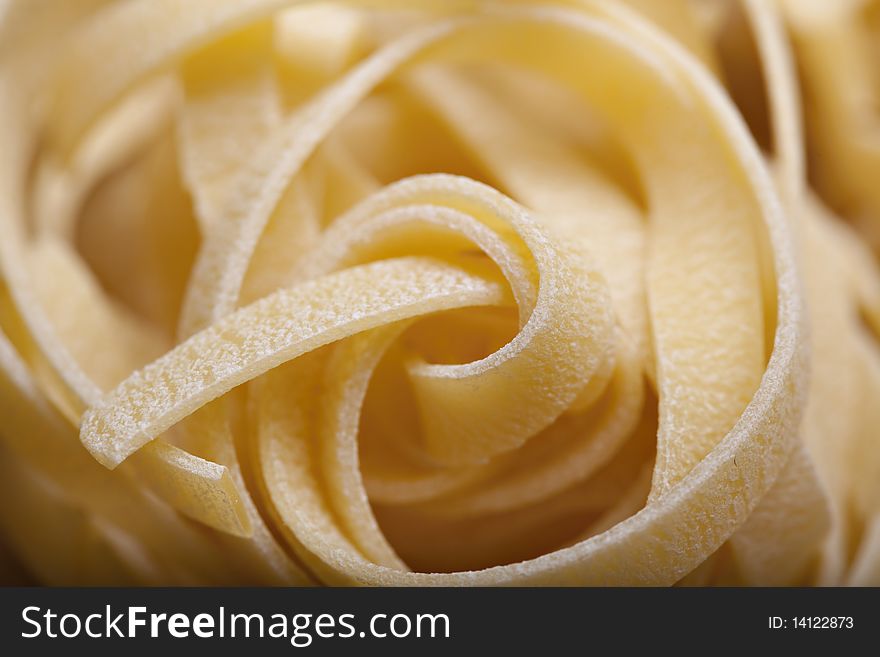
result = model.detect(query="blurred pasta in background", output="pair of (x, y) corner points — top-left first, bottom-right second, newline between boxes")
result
(0, 0), (878, 586)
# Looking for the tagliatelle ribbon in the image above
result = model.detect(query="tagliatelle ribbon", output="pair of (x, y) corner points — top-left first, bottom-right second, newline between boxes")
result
(776, 0), (880, 250)
(0, 0), (878, 586)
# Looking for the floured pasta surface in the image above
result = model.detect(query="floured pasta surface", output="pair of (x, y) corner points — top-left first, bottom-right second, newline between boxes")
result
(0, 0), (877, 586)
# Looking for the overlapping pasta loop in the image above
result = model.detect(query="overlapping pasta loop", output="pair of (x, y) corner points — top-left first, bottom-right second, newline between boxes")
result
(775, 0), (880, 250)
(0, 0), (877, 585)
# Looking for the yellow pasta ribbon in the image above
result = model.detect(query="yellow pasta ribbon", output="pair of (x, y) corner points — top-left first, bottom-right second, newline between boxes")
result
(0, 0), (878, 586)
